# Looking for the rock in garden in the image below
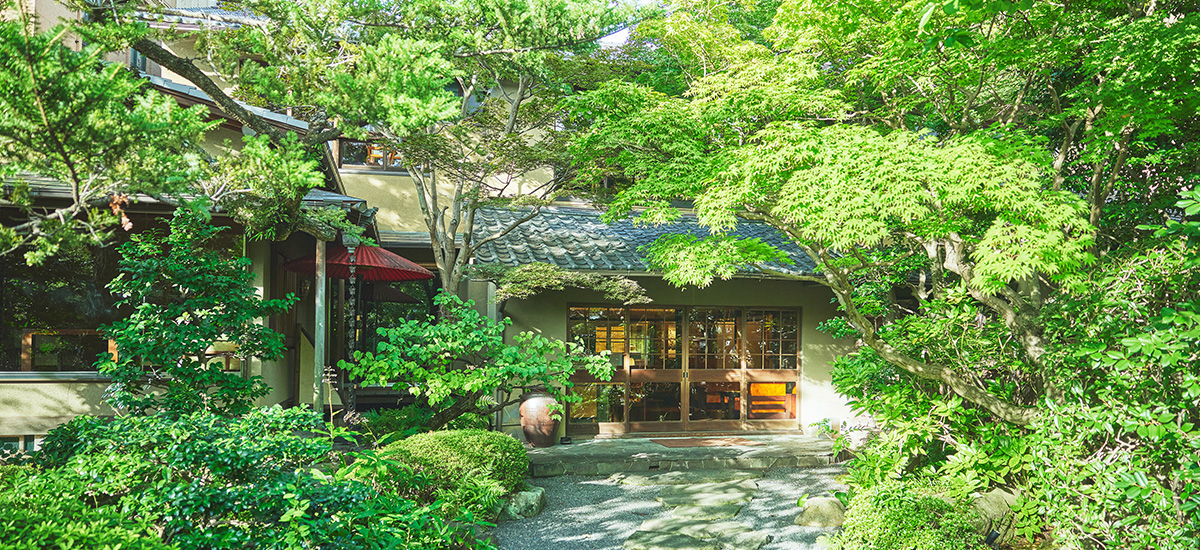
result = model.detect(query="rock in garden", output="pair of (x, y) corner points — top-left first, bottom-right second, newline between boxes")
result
(972, 487), (1020, 542)
(499, 485), (546, 520)
(794, 496), (846, 527)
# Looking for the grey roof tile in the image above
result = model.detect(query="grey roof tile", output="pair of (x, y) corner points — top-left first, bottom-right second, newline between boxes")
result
(472, 206), (817, 277)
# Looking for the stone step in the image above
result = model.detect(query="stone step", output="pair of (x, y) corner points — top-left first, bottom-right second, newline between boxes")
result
(531, 454), (831, 478)
(657, 479), (759, 507)
(611, 469), (763, 486)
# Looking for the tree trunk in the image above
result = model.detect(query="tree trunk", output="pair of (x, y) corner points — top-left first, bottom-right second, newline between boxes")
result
(426, 388), (489, 431)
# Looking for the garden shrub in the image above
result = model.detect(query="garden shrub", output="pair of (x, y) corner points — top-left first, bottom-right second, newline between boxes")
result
(0, 463), (28, 485)
(388, 429), (527, 492)
(24, 407), (494, 550)
(0, 471), (174, 550)
(830, 479), (985, 550)
(384, 429), (527, 519)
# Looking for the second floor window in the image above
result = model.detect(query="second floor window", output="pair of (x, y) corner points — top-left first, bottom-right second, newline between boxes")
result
(338, 140), (406, 172)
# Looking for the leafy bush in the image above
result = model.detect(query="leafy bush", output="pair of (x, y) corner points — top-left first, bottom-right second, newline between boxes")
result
(0, 471), (175, 550)
(0, 464), (30, 489)
(25, 407), (493, 550)
(830, 480), (984, 550)
(384, 429), (528, 519)
(346, 292), (613, 430)
(97, 205), (296, 416)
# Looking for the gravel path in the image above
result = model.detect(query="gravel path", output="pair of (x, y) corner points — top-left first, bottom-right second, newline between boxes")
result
(489, 466), (847, 550)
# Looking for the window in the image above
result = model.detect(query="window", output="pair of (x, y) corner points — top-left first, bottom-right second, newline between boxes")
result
(0, 435), (36, 453)
(569, 305), (800, 371)
(1, 243), (123, 373)
(627, 308), (681, 369)
(688, 308), (741, 370)
(337, 140), (407, 172)
(745, 310), (799, 369)
(130, 49), (148, 72)
(568, 307), (626, 356)
(1, 216), (245, 375)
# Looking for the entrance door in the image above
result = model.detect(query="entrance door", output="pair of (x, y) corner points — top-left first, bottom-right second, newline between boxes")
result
(742, 309), (802, 430)
(566, 305), (801, 435)
(626, 308), (685, 432)
(685, 308), (744, 431)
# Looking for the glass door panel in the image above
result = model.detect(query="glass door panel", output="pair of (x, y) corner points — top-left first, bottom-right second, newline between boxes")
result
(628, 381), (682, 424)
(689, 381), (741, 422)
(627, 308), (682, 369)
(688, 308), (741, 370)
(746, 310), (799, 369)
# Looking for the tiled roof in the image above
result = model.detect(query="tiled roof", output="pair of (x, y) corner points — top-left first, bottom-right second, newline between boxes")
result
(471, 206), (818, 277)
(140, 73), (310, 132)
(1, 175), (366, 213)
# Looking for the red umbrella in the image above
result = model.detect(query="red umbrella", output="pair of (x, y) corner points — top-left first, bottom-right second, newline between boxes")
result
(284, 243), (434, 282)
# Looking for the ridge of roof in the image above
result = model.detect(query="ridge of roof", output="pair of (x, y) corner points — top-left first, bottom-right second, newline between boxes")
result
(470, 205), (818, 279)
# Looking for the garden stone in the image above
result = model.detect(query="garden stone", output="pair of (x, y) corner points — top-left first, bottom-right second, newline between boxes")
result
(657, 479), (758, 507)
(794, 496), (845, 527)
(670, 504), (743, 520)
(611, 469), (762, 486)
(623, 530), (718, 550)
(972, 487), (1020, 542)
(499, 486), (546, 520)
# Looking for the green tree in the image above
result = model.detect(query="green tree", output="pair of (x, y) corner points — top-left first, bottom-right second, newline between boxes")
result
(344, 292), (613, 430)
(66, 0), (639, 294)
(568, 1), (1199, 546)
(98, 205), (297, 416)
(0, 7), (361, 261)
(0, 13), (210, 263)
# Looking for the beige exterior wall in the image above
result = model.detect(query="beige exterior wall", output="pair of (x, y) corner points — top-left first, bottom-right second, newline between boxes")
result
(247, 240), (292, 407)
(488, 276), (858, 442)
(340, 172), (431, 233)
(0, 380), (114, 436)
(158, 36), (233, 94)
(339, 167), (545, 235)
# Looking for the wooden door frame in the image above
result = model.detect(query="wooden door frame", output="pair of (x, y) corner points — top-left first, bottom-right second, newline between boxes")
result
(565, 304), (803, 435)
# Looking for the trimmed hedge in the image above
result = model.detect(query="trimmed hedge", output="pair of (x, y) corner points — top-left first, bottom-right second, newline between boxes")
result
(831, 480), (985, 550)
(385, 429), (528, 493)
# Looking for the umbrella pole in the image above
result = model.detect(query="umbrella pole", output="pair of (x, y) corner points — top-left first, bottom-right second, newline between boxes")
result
(345, 244), (358, 416)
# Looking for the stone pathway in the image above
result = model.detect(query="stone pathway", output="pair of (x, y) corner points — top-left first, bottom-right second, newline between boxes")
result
(617, 470), (772, 550)
(489, 466), (847, 550)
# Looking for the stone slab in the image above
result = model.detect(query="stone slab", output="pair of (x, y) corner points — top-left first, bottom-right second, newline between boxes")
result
(657, 479), (758, 507)
(624, 530), (719, 550)
(637, 518), (771, 550)
(723, 530), (772, 550)
(670, 504), (743, 520)
(611, 469), (763, 486)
